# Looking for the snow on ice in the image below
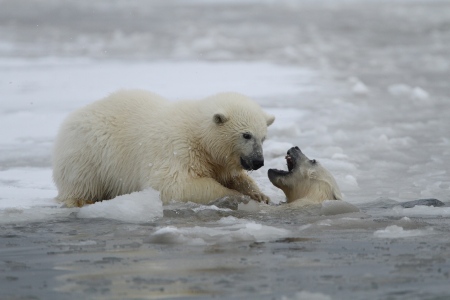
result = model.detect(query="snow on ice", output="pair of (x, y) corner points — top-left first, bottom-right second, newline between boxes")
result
(0, 57), (448, 226)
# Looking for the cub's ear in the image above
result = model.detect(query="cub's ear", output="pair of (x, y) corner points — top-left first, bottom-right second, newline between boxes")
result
(307, 169), (317, 179)
(213, 113), (229, 125)
(266, 114), (275, 126)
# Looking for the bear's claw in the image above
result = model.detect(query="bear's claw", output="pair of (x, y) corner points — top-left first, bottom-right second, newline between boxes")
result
(249, 192), (270, 204)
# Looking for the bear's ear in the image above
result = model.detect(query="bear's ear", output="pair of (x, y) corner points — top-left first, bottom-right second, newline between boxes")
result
(213, 113), (229, 125)
(266, 114), (275, 127)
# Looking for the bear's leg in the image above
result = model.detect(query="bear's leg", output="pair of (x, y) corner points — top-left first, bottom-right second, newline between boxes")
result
(56, 197), (96, 208)
(53, 156), (106, 207)
(54, 172), (103, 207)
(54, 182), (98, 207)
(160, 177), (242, 204)
(227, 172), (270, 204)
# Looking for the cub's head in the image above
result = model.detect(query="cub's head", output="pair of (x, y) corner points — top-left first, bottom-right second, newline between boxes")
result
(268, 146), (342, 203)
(203, 93), (275, 171)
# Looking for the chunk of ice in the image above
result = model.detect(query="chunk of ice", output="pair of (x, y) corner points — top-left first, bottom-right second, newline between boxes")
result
(374, 225), (433, 238)
(78, 188), (163, 223)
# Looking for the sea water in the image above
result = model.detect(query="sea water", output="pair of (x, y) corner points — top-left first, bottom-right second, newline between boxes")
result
(1, 1), (449, 299)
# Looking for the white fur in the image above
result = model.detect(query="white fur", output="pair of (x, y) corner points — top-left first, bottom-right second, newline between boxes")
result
(53, 90), (275, 207)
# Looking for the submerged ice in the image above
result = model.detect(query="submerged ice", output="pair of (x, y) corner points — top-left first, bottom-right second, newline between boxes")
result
(149, 216), (291, 246)
(374, 225), (434, 239)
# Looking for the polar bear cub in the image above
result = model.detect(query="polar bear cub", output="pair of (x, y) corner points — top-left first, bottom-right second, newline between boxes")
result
(268, 146), (342, 205)
(53, 90), (275, 207)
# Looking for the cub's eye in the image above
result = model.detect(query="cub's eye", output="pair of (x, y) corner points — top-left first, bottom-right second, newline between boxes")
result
(310, 159), (317, 164)
(242, 133), (252, 140)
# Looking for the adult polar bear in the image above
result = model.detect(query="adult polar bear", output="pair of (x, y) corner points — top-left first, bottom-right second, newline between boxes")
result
(53, 90), (275, 207)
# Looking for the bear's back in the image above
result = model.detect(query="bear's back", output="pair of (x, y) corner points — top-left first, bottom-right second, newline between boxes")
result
(91, 89), (168, 116)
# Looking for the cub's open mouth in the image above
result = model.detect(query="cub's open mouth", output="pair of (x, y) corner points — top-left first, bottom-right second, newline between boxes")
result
(268, 146), (300, 179)
(268, 153), (295, 177)
(286, 154), (294, 172)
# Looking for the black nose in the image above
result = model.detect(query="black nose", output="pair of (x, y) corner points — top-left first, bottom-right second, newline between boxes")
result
(252, 159), (264, 170)
(288, 146), (301, 155)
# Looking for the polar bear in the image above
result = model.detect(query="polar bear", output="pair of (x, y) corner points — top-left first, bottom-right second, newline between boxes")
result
(53, 90), (275, 207)
(268, 146), (342, 205)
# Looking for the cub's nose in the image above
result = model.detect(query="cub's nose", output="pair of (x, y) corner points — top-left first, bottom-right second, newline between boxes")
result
(252, 159), (264, 170)
(288, 146), (301, 155)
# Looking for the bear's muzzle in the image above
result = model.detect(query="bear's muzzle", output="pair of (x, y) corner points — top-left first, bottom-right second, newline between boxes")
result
(240, 157), (264, 171)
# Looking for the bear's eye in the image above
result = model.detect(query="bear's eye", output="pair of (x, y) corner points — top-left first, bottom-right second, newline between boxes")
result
(310, 159), (317, 164)
(242, 133), (252, 140)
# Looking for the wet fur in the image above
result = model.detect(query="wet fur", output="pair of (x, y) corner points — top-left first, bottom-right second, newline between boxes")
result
(268, 147), (342, 206)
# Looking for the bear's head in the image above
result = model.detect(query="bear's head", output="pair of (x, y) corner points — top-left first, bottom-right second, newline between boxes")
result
(201, 93), (275, 172)
(268, 146), (342, 203)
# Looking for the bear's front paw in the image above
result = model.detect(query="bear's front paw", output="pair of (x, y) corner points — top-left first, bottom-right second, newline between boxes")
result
(248, 191), (270, 204)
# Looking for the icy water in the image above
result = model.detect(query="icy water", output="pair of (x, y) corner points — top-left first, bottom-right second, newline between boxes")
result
(1, 1), (450, 299)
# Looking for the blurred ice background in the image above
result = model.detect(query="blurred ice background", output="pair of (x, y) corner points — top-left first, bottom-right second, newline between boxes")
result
(1, 1), (449, 299)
